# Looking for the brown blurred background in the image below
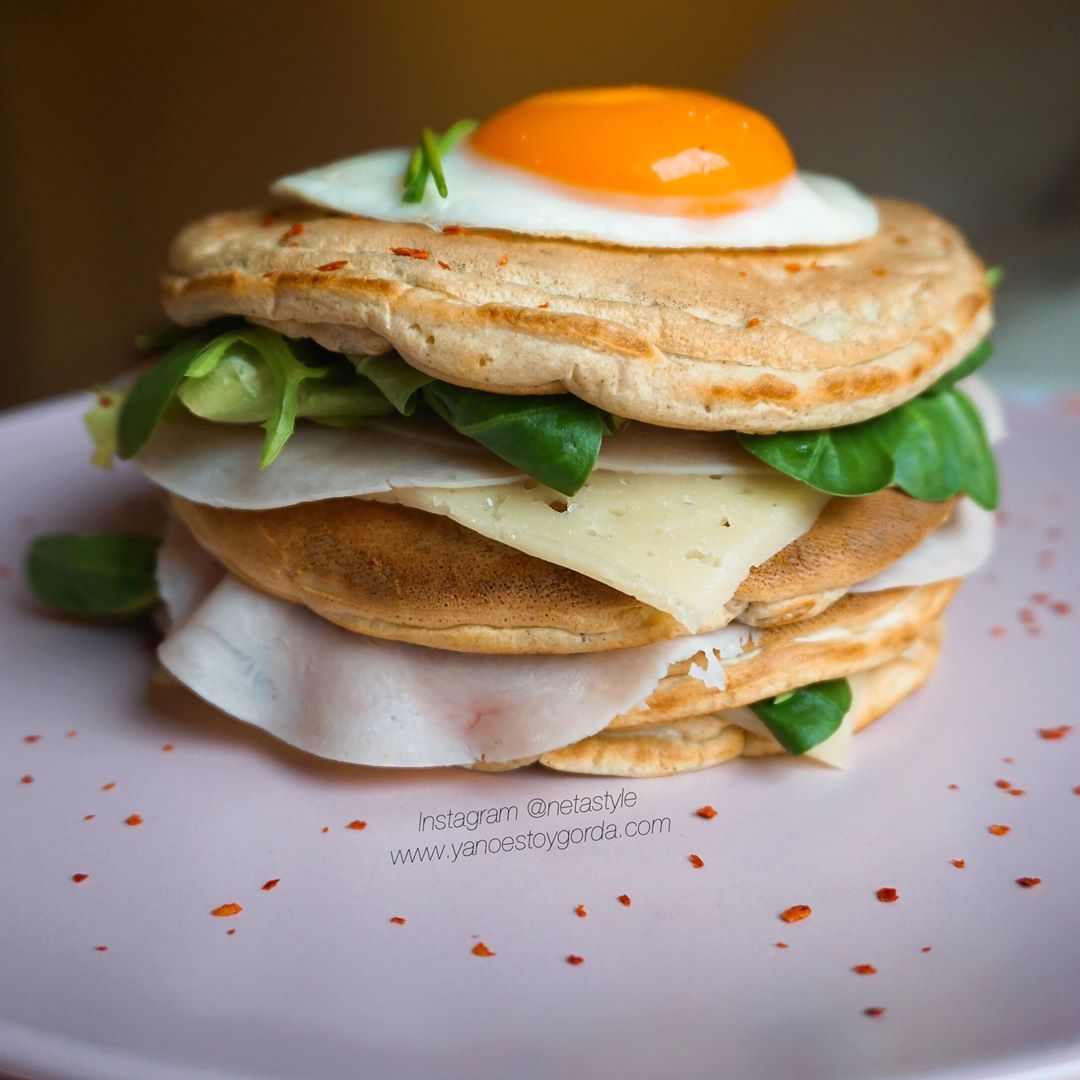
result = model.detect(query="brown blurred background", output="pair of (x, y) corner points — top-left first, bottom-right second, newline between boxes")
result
(2, 0), (1078, 410)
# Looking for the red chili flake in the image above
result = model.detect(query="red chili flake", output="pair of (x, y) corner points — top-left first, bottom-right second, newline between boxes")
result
(279, 223), (304, 243)
(72, 873), (89, 883)
(783, 262), (802, 273)
(1073, 786), (1080, 796)
(1019, 608), (1037, 625)
(745, 317), (761, 328)
(537, 301), (550, 308)
(211, 902), (243, 918)
(989, 626), (1006, 638)
(995, 779), (1011, 789)
(124, 814), (143, 827)
(317, 260), (348, 271)
(1003, 756), (1015, 764)
(1052, 600), (1072, 615)
(876, 887), (899, 903)
(498, 255), (509, 267)
(83, 814), (95, 821)
(951, 859), (966, 869)
(775, 942), (789, 949)
(436, 260), (450, 270)
(226, 928), (237, 936)
(94, 945), (108, 952)
(471, 942), (495, 957)
(261, 879), (280, 892)
(390, 246), (430, 260)
(162, 743), (175, 753)
(321, 826), (330, 834)
(1031, 592), (1050, 605)
(345, 819), (367, 830)
(261, 270), (279, 279)
(442, 224), (466, 235)
(696, 805), (718, 819)
(102, 782), (117, 792)
(921, 946), (932, 953)
(871, 267), (888, 277)
(67, 730), (77, 738)
(390, 916), (406, 925)
(617, 894), (632, 907)
(575, 904), (587, 918)
(689, 853), (704, 868)
(864, 1007), (886, 1018)
(852, 964), (878, 975)
(1038, 725), (1072, 740)
(23, 734), (41, 744)
(566, 954), (585, 966)
(988, 824), (1010, 836)
(1016, 877), (1041, 888)
(1008, 789), (1026, 797)
(19, 775), (32, 784)
(947, 783), (959, 790)
(780, 905), (812, 924)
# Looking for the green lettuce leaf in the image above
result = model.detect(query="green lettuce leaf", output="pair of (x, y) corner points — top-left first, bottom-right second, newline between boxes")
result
(750, 678), (852, 755)
(25, 533), (160, 617)
(349, 353), (433, 415)
(737, 342), (999, 509)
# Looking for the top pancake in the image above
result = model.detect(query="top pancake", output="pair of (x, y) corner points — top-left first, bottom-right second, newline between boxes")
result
(162, 199), (991, 433)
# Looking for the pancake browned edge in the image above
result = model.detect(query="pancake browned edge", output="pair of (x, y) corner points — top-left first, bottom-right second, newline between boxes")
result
(147, 192), (992, 777)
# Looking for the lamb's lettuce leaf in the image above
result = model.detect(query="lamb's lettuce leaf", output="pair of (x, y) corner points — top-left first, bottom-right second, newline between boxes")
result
(750, 678), (852, 755)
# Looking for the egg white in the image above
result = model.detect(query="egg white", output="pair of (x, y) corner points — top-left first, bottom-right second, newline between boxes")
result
(272, 144), (878, 249)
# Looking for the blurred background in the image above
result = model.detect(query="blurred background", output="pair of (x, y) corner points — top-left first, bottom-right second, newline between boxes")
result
(1, 0), (1078, 410)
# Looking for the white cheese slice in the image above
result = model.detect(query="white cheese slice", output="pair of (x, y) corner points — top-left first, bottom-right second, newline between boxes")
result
(377, 472), (828, 633)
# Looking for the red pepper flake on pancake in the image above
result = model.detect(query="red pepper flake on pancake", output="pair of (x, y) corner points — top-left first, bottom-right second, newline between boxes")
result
(66, 730), (77, 738)
(1051, 600), (1072, 615)
(83, 814), (95, 821)
(211, 902), (243, 917)
(688, 853), (704, 868)
(390, 916), (406, 925)
(317, 260), (349, 271)
(876, 887), (899, 903)
(566, 954), (585, 966)
(72, 873), (89, 884)
(995, 779), (1011, 789)
(471, 942), (495, 957)
(278, 223), (304, 243)
(783, 262), (802, 273)
(102, 782), (117, 792)
(695, 805), (718, 819)
(390, 246), (430, 260)
(261, 879), (280, 892)
(442, 224), (466, 235)
(989, 626), (1006, 638)
(921, 946), (932, 953)
(124, 814), (143, 826)
(345, 819), (367, 830)
(617, 894), (631, 907)
(852, 964), (877, 975)
(575, 904), (587, 918)
(23, 735), (40, 744)
(780, 905), (812, 924)
(1016, 877), (1042, 888)
(745, 317), (761, 328)
(321, 826), (329, 833)
(1008, 789), (1025, 797)
(1038, 725), (1072, 740)
(775, 942), (789, 949)
(162, 743), (175, 753)
(437, 260), (450, 269)
(947, 784), (959, 791)
(864, 1007), (886, 1018)
(226, 928), (237, 936)
(951, 859), (966, 869)
(94, 946), (108, 952)
(19, 775), (32, 784)
(988, 824), (1010, 836)
(497, 255), (509, 267)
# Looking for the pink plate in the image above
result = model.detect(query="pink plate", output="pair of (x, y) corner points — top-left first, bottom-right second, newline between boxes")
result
(1, 394), (1078, 1080)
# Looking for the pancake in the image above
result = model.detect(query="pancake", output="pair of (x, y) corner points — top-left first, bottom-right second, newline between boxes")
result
(169, 488), (956, 654)
(162, 200), (991, 433)
(537, 624), (941, 777)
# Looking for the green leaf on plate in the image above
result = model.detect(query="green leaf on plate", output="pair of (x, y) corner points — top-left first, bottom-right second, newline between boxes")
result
(25, 533), (160, 617)
(750, 678), (853, 756)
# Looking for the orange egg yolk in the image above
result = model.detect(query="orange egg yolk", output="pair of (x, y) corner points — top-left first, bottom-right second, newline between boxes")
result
(469, 86), (796, 217)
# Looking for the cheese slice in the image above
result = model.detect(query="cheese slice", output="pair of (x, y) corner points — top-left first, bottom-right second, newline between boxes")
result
(377, 472), (828, 633)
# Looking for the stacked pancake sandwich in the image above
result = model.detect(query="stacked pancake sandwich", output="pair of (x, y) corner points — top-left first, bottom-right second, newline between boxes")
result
(86, 88), (1003, 777)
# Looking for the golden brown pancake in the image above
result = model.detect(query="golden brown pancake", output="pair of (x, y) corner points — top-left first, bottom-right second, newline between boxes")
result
(162, 200), (991, 433)
(170, 489), (955, 654)
(537, 624), (942, 777)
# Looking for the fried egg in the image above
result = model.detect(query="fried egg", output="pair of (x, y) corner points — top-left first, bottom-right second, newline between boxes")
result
(273, 86), (878, 249)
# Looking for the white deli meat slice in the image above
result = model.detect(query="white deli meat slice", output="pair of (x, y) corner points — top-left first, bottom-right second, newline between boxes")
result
(134, 414), (767, 510)
(378, 472), (828, 633)
(156, 523), (752, 768)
